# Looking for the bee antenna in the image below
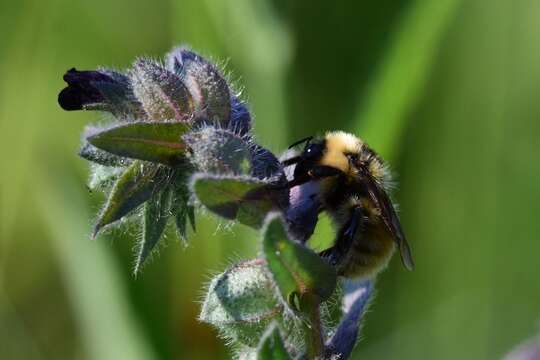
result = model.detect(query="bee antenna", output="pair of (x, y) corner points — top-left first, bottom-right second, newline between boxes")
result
(287, 136), (313, 149)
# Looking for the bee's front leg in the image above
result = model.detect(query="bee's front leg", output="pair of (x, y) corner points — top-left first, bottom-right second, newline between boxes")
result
(307, 165), (342, 180)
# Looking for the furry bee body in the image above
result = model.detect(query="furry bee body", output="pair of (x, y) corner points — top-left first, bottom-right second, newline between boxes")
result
(320, 169), (397, 278)
(283, 131), (414, 279)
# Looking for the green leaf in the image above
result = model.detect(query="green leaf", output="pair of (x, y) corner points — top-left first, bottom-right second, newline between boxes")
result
(262, 214), (337, 310)
(354, 0), (460, 161)
(79, 143), (131, 167)
(257, 323), (291, 360)
(88, 164), (125, 192)
(191, 175), (277, 229)
(134, 187), (172, 273)
(131, 59), (194, 120)
(172, 180), (192, 243)
(175, 206), (187, 242)
(93, 161), (166, 237)
(87, 121), (189, 165)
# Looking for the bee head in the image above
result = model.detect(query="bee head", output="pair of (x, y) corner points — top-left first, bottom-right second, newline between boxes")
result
(282, 136), (324, 166)
(282, 132), (375, 187)
(302, 141), (325, 161)
(318, 131), (363, 174)
(282, 136), (327, 186)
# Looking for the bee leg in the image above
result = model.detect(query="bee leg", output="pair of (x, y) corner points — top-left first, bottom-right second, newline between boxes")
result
(308, 165), (342, 180)
(320, 206), (364, 266)
(280, 165), (341, 189)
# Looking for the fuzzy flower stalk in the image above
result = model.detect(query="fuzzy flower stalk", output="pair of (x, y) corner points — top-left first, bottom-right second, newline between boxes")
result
(59, 46), (376, 359)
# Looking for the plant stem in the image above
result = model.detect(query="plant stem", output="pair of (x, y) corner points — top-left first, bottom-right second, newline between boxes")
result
(303, 293), (324, 359)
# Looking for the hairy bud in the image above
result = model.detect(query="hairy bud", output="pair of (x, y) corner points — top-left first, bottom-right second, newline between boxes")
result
(200, 259), (286, 347)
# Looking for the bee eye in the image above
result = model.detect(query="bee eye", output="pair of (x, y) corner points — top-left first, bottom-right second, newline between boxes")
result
(304, 143), (323, 160)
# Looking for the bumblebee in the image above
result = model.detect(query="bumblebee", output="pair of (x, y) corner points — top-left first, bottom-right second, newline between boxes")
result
(282, 131), (414, 279)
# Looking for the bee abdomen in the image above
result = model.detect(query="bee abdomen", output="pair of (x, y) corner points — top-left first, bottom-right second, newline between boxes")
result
(337, 224), (395, 279)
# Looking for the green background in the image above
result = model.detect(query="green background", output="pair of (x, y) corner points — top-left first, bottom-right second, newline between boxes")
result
(1, 0), (539, 359)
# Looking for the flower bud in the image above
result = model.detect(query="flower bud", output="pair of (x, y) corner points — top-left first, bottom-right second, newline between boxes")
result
(200, 259), (284, 347)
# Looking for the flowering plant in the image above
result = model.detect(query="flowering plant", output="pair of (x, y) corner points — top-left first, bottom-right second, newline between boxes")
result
(59, 47), (372, 359)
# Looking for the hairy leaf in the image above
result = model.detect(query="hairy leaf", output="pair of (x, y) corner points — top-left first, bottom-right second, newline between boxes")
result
(94, 161), (166, 237)
(88, 164), (125, 192)
(131, 59), (193, 120)
(134, 187), (173, 273)
(172, 179), (192, 243)
(79, 143), (130, 167)
(87, 121), (189, 165)
(175, 205), (188, 242)
(191, 175), (279, 228)
(257, 323), (291, 360)
(262, 214), (337, 310)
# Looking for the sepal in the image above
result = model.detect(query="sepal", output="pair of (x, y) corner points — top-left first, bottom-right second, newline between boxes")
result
(87, 121), (189, 165)
(134, 187), (173, 273)
(93, 161), (167, 237)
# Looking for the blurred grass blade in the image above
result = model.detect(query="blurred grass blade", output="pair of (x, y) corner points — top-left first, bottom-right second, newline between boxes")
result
(257, 322), (291, 360)
(87, 121), (189, 165)
(135, 188), (172, 273)
(355, 0), (461, 160)
(262, 214), (337, 310)
(173, 0), (292, 150)
(94, 161), (165, 237)
(37, 174), (156, 360)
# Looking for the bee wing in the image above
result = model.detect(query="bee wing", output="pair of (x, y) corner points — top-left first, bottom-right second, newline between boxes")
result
(363, 172), (415, 271)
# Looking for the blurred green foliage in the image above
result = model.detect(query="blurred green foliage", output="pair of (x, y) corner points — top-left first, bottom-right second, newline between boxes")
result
(1, 0), (539, 359)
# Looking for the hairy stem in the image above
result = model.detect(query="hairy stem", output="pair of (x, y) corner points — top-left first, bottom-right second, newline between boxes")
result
(303, 293), (324, 359)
